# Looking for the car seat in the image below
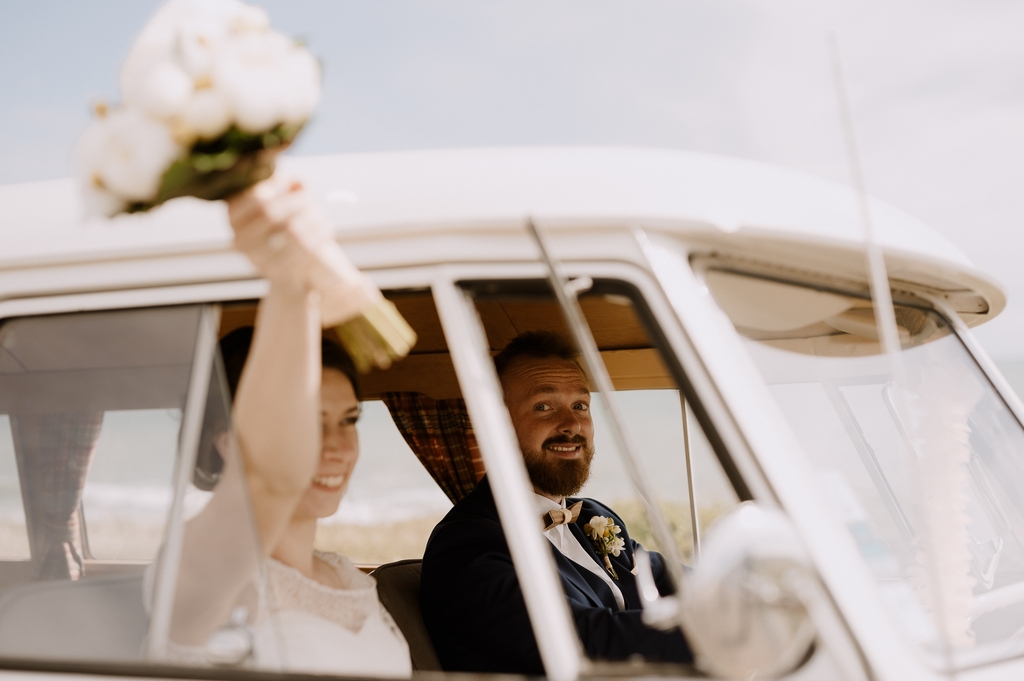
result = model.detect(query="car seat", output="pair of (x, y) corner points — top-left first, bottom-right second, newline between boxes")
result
(0, 572), (147, 661)
(371, 559), (441, 671)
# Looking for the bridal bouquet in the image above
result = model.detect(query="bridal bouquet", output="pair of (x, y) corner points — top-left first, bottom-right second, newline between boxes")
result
(76, 0), (416, 371)
(75, 0), (318, 217)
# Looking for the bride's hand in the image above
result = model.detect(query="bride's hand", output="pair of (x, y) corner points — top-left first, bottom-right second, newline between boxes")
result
(226, 176), (334, 289)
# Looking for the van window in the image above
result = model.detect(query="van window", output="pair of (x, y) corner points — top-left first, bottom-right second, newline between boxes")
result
(0, 305), (205, 663)
(585, 388), (736, 561)
(219, 296), (455, 568)
(706, 268), (1024, 665)
(81, 409), (180, 560)
(446, 278), (741, 674)
(469, 281), (740, 561)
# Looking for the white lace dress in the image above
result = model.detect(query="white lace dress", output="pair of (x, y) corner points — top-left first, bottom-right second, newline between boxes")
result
(252, 552), (412, 677)
(157, 551), (411, 677)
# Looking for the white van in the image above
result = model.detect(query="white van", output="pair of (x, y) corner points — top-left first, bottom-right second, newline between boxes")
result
(0, 146), (1020, 681)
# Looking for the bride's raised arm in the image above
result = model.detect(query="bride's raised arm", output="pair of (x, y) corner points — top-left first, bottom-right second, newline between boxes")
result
(226, 180), (324, 550)
(167, 178), (332, 645)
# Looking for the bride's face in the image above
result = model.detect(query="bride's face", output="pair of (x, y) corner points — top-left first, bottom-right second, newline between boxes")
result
(294, 368), (361, 520)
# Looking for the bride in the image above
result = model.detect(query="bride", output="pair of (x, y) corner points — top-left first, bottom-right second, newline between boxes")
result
(163, 177), (412, 677)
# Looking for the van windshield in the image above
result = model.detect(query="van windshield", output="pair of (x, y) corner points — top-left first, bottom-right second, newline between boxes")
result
(708, 269), (1024, 666)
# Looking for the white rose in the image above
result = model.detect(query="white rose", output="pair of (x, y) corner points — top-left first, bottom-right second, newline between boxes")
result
(80, 108), (183, 203)
(212, 30), (320, 133)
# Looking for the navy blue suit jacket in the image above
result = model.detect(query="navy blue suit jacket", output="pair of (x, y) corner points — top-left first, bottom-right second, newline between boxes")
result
(420, 477), (692, 675)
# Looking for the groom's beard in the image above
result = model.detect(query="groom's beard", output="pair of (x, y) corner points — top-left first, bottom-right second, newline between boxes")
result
(523, 435), (595, 498)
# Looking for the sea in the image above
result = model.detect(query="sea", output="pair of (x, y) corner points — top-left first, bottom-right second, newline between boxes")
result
(0, 390), (737, 563)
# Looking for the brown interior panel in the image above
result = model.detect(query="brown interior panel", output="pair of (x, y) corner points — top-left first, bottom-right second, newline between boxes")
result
(217, 287), (671, 400)
(475, 296), (651, 352)
(390, 293), (448, 353)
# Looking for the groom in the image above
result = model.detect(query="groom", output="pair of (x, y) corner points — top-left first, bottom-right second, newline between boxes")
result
(420, 332), (692, 674)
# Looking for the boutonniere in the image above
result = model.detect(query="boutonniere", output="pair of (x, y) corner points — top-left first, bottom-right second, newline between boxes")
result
(583, 515), (625, 580)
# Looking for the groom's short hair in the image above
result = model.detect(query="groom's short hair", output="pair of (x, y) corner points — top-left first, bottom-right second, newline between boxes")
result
(493, 331), (579, 380)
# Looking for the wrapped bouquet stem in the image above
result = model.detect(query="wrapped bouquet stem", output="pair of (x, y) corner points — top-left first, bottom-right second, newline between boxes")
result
(308, 233), (417, 373)
(76, 0), (416, 371)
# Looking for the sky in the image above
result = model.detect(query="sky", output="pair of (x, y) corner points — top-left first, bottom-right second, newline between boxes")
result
(2, 0), (1024, 362)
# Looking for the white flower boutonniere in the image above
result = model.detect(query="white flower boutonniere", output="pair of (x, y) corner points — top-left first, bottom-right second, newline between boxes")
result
(583, 515), (624, 580)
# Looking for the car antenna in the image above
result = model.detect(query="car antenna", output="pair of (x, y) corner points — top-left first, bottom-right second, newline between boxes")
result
(827, 32), (958, 672)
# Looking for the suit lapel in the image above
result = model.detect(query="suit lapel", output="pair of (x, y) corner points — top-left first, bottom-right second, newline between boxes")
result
(567, 516), (606, 568)
(548, 547), (612, 609)
(479, 483), (643, 610)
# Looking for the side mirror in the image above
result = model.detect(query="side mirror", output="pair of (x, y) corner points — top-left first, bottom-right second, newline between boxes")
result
(635, 503), (817, 678)
(682, 502), (817, 678)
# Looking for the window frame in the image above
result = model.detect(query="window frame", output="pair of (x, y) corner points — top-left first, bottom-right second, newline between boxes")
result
(431, 258), (775, 679)
(687, 259), (1024, 674)
(638, 239), (885, 680)
(0, 254), (861, 680)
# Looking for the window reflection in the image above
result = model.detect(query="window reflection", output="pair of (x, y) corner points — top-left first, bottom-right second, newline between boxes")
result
(707, 268), (1024, 661)
(0, 305), (203, 663)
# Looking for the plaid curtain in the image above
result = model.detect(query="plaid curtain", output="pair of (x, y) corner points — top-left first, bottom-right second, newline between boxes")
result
(382, 393), (483, 504)
(9, 412), (104, 581)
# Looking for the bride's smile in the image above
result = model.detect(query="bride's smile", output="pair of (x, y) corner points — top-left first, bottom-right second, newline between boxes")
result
(297, 367), (362, 518)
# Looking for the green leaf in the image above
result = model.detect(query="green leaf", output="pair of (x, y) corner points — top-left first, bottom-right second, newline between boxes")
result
(159, 158), (199, 197)
(126, 121), (308, 214)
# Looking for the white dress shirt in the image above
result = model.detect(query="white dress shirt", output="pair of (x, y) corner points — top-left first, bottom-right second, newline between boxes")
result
(535, 493), (625, 610)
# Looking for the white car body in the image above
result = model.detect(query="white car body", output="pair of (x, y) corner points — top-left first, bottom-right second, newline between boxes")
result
(0, 147), (1020, 681)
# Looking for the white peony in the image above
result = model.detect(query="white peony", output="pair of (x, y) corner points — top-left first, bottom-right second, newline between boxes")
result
(119, 0), (200, 116)
(178, 88), (232, 141)
(74, 117), (127, 217)
(177, 22), (229, 81)
(120, 0), (272, 120)
(213, 30), (320, 133)
(80, 182), (127, 219)
(76, 108), (183, 206)
(176, 4), (269, 78)
(126, 59), (194, 121)
(77, 0), (320, 216)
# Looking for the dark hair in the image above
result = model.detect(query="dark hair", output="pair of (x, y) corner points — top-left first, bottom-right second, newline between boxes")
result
(219, 325), (254, 400)
(493, 331), (579, 379)
(194, 326), (361, 490)
(218, 326), (362, 400)
(320, 337), (363, 401)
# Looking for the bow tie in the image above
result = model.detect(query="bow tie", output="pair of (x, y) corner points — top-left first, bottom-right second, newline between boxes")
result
(542, 500), (583, 532)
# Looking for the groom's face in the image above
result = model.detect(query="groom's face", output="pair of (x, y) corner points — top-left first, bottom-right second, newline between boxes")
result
(500, 356), (595, 498)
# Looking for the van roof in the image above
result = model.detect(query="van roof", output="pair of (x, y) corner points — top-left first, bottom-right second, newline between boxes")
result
(0, 147), (1003, 323)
